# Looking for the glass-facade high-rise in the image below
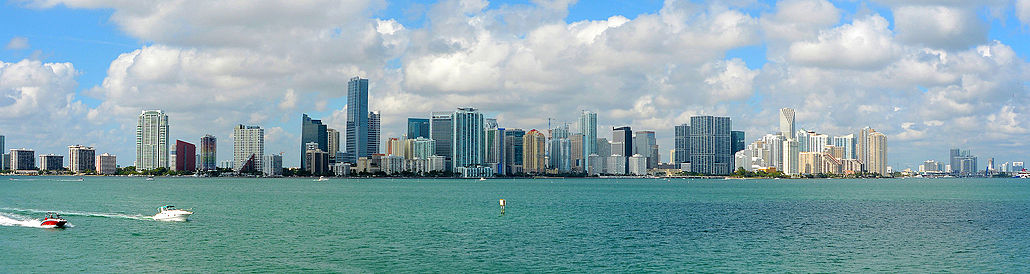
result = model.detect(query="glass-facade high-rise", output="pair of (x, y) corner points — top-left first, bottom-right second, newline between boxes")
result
(579, 111), (597, 171)
(346, 77), (370, 164)
(451, 108), (484, 171)
(136, 110), (169, 170)
(688, 116), (732, 175)
(368, 111), (381, 155)
(407, 118), (430, 139)
(200, 135), (217, 170)
(674, 124), (690, 164)
(301, 114), (328, 168)
(503, 129), (525, 175)
(430, 112), (453, 164)
(731, 131), (746, 155)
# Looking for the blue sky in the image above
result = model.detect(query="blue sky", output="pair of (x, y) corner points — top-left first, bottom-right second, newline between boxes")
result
(1, 0), (1029, 170)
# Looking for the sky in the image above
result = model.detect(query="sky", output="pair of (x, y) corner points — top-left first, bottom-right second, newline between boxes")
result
(1, 0), (1029, 170)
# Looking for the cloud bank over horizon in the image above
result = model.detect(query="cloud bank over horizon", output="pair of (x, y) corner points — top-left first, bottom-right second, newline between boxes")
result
(2, 0), (1029, 169)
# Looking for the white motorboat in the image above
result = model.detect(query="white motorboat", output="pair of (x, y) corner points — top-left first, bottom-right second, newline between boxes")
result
(315, 176), (329, 182)
(152, 205), (193, 222)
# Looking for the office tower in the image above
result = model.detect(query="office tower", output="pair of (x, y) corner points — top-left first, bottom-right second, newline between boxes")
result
(782, 139), (799, 175)
(795, 130), (810, 152)
(833, 134), (856, 159)
(612, 127), (632, 174)
(368, 111), (381, 155)
(856, 127), (871, 170)
(597, 138), (611, 158)
(570, 133), (584, 172)
(867, 130), (887, 175)
(523, 129), (546, 174)
(136, 110), (169, 170)
(430, 112), (453, 165)
(503, 129), (525, 175)
(606, 155), (626, 175)
(579, 111), (597, 171)
(200, 135), (217, 170)
(68, 145), (95, 173)
(674, 124), (690, 164)
(486, 127), (505, 174)
(731, 131), (745, 155)
(548, 137), (572, 173)
(633, 131), (658, 169)
(96, 153), (116, 175)
(10, 148), (35, 170)
(169, 148), (176, 171)
(669, 149), (676, 164)
(301, 114), (329, 168)
(175, 140), (196, 172)
(263, 154), (283, 176)
(411, 137), (436, 159)
(688, 116), (733, 175)
(987, 158), (995, 172)
(347, 77), (370, 164)
(587, 154), (605, 175)
(39, 154), (63, 171)
(629, 154), (647, 175)
(1013, 162), (1025, 172)
(761, 134), (785, 170)
(305, 149), (330, 175)
(779, 108), (795, 139)
(407, 118), (431, 139)
(327, 128), (340, 155)
(0, 135), (4, 170)
(233, 124), (264, 172)
(451, 108), (485, 171)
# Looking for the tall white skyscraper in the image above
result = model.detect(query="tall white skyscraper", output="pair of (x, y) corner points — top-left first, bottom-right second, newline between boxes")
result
(327, 128), (340, 154)
(68, 145), (96, 173)
(833, 134), (856, 159)
(856, 127), (872, 170)
(233, 124), (265, 172)
(136, 110), (169, 170)
(783, 139), (799, 175)
(779, 108), (795, 139)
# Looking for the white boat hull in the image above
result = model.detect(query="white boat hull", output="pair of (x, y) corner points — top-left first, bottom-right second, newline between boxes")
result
(153, 210), (193, 222)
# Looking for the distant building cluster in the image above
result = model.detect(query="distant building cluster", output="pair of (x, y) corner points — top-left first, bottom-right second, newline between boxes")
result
(733, 108), (888, 176)
(4, 76), (1025, 178)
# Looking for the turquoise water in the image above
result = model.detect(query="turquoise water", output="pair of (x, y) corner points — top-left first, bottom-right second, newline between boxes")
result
(2, 177), (1029, 272)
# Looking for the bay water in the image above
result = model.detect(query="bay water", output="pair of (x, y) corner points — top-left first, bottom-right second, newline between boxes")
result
(2, 177), (1029, 272)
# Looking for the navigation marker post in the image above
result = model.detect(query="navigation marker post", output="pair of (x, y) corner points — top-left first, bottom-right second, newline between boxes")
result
(499, 199), (506, 215)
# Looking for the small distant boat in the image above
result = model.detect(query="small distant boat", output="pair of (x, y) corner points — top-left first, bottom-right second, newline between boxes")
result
(153, 205), (193, 222)
(479, 177), (487, 181)
(315, 176), (329, 182)
(40, 212), (68, 228)
(145, 176), (155, 181)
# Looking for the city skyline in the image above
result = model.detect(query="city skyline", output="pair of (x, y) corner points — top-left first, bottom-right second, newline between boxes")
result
(1, 1), (1029, 170)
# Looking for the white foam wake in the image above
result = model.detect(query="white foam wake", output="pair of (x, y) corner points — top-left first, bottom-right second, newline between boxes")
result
(0, 207), (152, 221)
(0, 212), (44, 228)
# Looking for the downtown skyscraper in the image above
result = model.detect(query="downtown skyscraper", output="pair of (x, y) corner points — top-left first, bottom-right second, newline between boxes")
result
(407, 118), (430, 139)
(368, 111), (381, 155)
(579, 110), (597, 171)
(301, 114), (328, 168)
(451, 108), (485, 171)
(200, 134), (217, 170)
(688, 116), (733, 175)
(136, 110), (169, 170)
(233, 124), (264, 172)
(346, 76), (370, 164)
(779, 108), (795, 139)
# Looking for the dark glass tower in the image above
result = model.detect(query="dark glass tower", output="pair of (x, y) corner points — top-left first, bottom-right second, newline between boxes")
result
(407, 118), (431, 139)
(301, 114), (328, 168)
(346, 77), (369, 163)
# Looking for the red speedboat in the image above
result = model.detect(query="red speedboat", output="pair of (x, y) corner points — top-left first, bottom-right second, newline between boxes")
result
(40, 212), (67, 228)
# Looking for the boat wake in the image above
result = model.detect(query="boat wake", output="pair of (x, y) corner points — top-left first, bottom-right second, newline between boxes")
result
(0, 207), (152, 221)
(0, 212), (74, 228)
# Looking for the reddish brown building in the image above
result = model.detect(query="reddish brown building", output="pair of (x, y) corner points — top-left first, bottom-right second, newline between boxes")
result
(175, 140), (197, 172)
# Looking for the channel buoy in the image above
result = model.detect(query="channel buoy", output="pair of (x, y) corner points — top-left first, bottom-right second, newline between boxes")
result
(499, 199), (506, 215)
